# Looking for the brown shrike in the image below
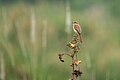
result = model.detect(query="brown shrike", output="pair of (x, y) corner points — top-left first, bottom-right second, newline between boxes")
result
(73, 21), (83, 43)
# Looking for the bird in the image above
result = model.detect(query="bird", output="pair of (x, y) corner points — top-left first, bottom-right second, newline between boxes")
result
(73, 21), (83, 43)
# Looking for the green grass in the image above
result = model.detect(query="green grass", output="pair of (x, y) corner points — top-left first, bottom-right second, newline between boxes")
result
(0, 1), (120, 80)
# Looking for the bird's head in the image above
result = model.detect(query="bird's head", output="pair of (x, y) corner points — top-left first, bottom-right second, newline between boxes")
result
(73, 21), (78, 24)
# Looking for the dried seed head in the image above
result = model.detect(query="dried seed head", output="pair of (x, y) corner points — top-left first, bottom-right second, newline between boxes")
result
(75, 60), (82, 65)
(73, 70), (83, 77)
(67, 42), (76, 49)
(58, 54), (64, 62)
(72, 59), (82, 65)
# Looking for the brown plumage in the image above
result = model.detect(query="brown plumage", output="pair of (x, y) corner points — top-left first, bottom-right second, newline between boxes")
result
(73, 21), (83, 43)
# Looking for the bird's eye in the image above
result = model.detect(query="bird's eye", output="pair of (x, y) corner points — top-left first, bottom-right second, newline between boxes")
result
(73, 21), (77, 24)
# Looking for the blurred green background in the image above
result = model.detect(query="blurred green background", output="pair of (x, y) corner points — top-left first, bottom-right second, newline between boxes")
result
(0, 0), (120, 80)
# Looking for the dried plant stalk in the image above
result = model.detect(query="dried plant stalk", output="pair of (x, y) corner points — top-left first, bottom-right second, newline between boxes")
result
(58, 34), (83, 80)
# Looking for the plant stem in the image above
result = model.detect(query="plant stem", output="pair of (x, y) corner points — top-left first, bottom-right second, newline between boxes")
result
(72, 53), (76, 80)
(72, 56), (74, 80)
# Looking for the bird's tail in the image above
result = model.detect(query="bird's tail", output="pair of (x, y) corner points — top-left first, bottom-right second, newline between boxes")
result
(76, 30), (83, 44)
(79, 34), (83, 44)
(77, 32), (83, 44)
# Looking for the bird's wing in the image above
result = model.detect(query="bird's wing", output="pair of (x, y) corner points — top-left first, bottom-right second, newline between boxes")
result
(74, 24), (82, 33)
